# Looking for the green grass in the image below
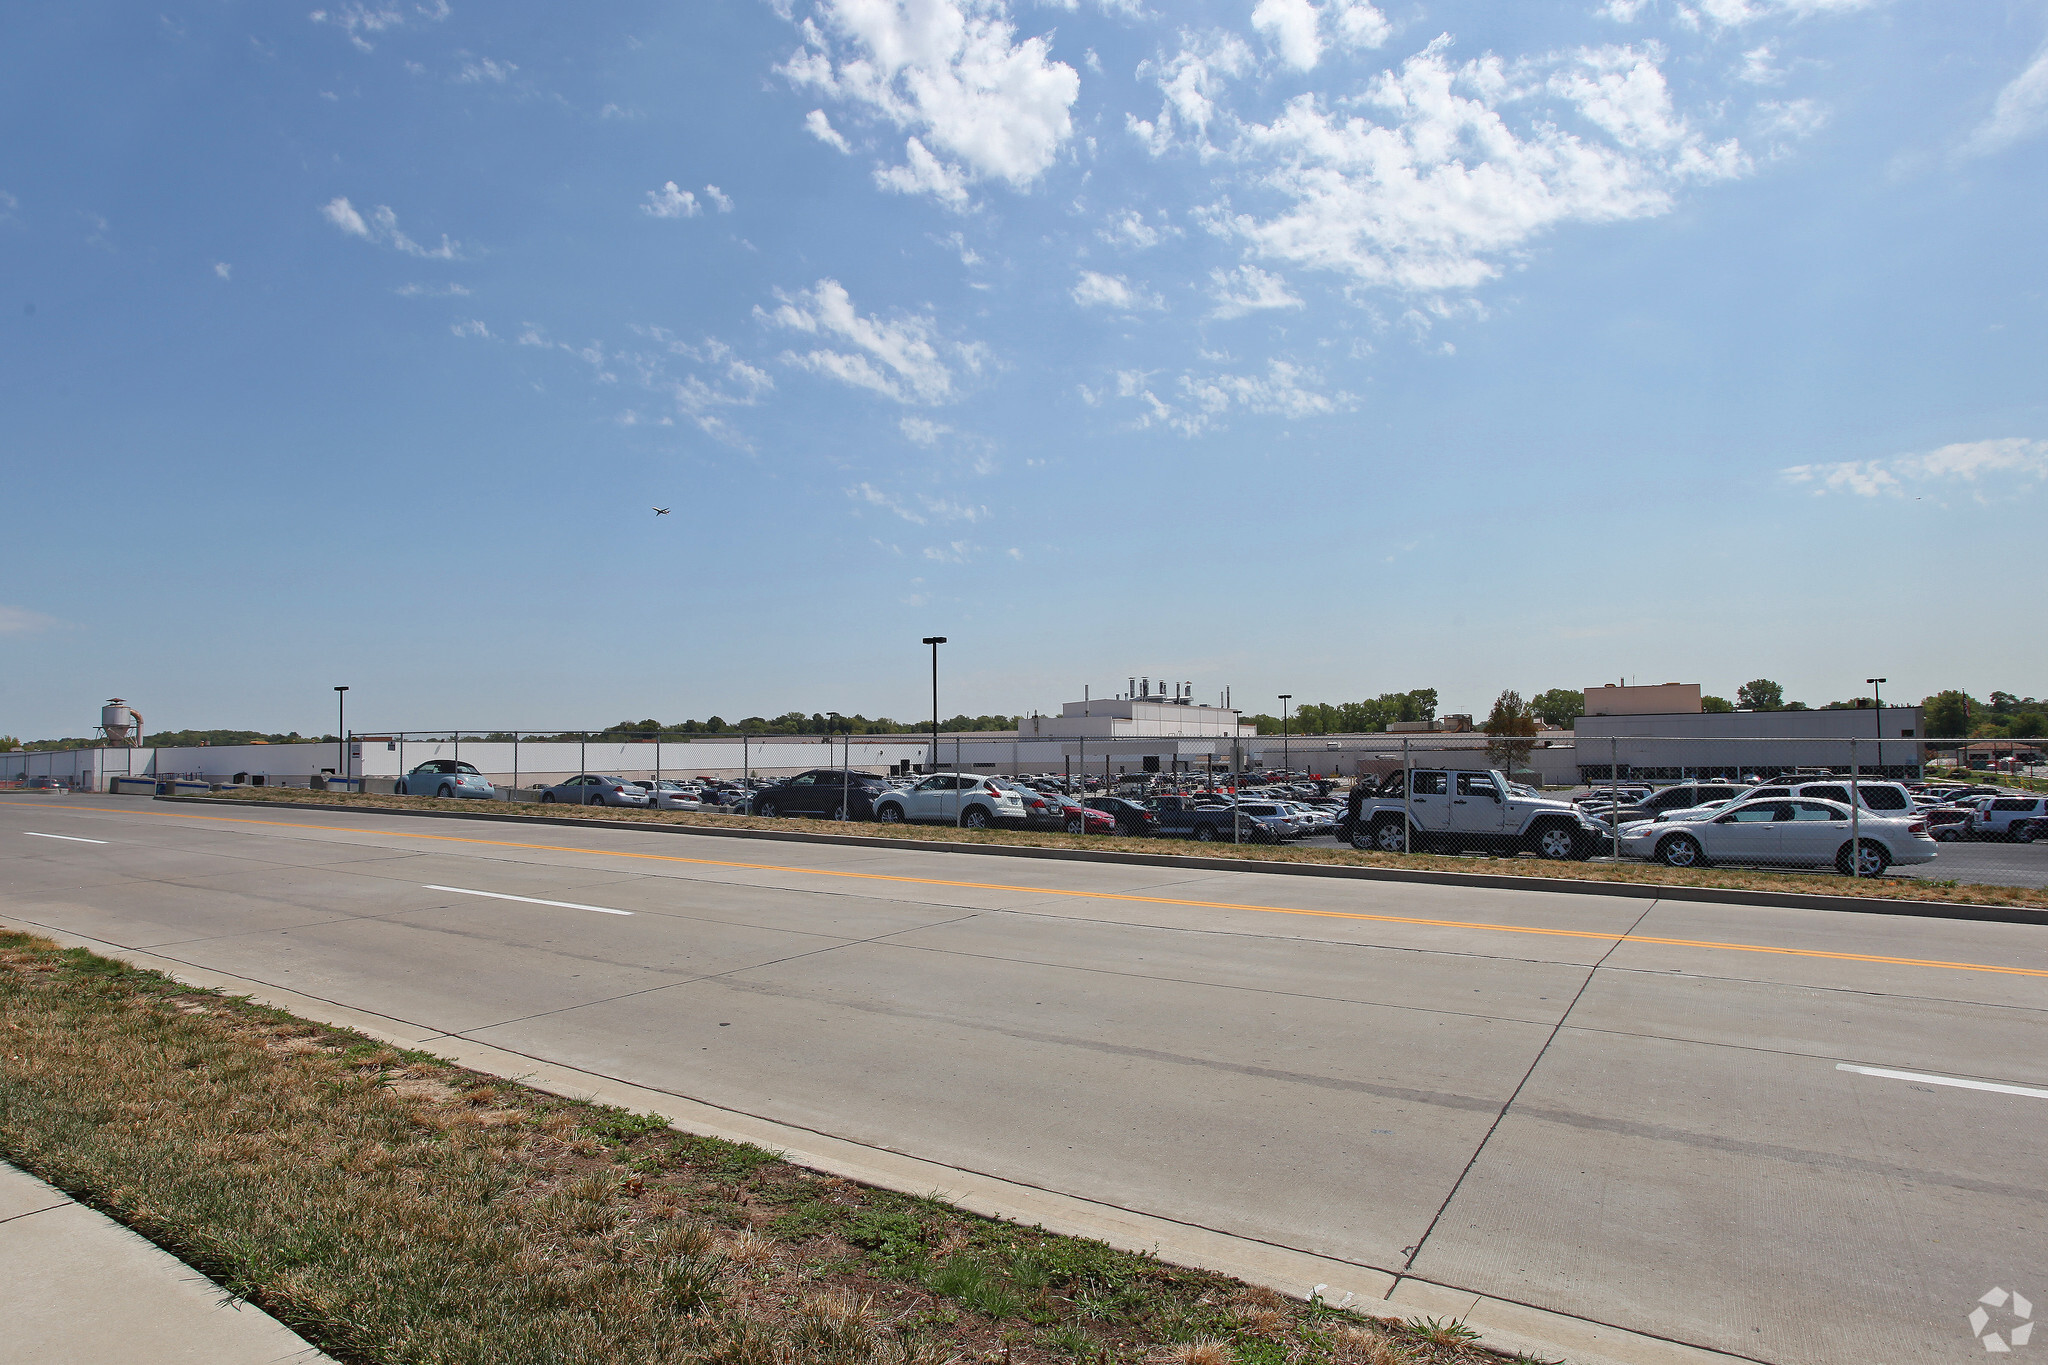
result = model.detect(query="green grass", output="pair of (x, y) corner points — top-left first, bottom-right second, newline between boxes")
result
(0, 931), (1505, 1365)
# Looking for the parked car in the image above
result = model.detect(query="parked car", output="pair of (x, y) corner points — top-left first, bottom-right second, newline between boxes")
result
(1350, 769), (1609, 859)
(1083, 796), (1161, 836)
(394, 760), (497, 799)
(1922, 807), (1975, 841)
(1620, 798), (1936, 875)
(630, 779), (705, 810)
(870, 773), (1030, 828)
(1657, 779), (1915, 824)
(751, 769), (891, 820)
(1599, 782), (1746, 825)
(538, 775), (652, 807)
(1044, 792), (1117, 834)
(1969, 796), (2048, 841)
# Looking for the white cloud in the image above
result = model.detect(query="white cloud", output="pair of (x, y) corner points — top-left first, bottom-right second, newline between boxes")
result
(1597, 0), (1647, 18)
(320, 196), (464, 258)
(0, 190), (18, 225)
(1100, 209), (1163, 248)
(1692, 0), (1877, 25)
(1250, 0), (1387, 70)
(873, 137), (973, 208)
(1108, 357), (1349, 435)
(805, 108), (853, 153)
(320, 196), (370, 238)
(395, 281), (472, 297)
(1964, 40), (2048, 157)
(1754, 97), (1828, 140)
(901, 416), (953, 445)
(923, 540), (975, 563)
(1736, 43), (1783, 84)
(642, 182), (702, 218)
(450, 319), (493, 339)
(456, 54), (517, 83)
(1782, 438), (2048, 499)
(309, 1), (448, 53)
(0, 605), (59, 635)
(930, 230), (981, 265)
(781, 0), (1081, 206)
(213, 262), (232, 280)
(1072, 270), (1164, 309)
(760, 278), (985, 405)
(1210, 37), (1746, 295)
(1253, 0), (1323, 71)
(1128, 30), (1253, 155)
(704, 184), (733, 212)
(1207, 264), (1303, 319)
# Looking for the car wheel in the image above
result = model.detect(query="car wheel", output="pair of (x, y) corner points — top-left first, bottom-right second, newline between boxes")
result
(1531, 823), (1577, 860)
(757, 800), (778, 818)
(1657, 834), (1704, 868)
(1935, 827), (1959, 842)
(540, 792), (555, 804)
(1837, 839), (1890, 877)
(877, 803), (903, 824)
(1373, 819), (1409, 853)
(1065, 817), (1084, 835)
(1194, 823), (1217, 842)
(2015, 824), (2038, 844)
(438, 784), (453, 799)
(829, 803), (848, 822)
(393, 781), (406, 797)
(962, 806), (991, 829)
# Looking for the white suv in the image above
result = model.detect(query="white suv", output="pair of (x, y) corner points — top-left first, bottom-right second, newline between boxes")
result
(1969, 795), (2048, 841)
(1660, 779), (1915, 823)
(870, 773), (1030, 828)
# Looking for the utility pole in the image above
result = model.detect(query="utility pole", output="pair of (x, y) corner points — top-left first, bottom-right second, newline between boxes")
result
(1278, 694), (1292, 779)
(922, 637), (947, 775)
(1867, 677), (1886, 774)
(333, 686), (349, 788)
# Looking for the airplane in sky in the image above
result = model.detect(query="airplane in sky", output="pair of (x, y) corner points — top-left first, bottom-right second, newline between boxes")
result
(652, 507), (669, 515)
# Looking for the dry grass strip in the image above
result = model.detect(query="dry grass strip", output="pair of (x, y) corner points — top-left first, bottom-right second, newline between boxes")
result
(0, 932), (1528, 1365)
(179, 787), (2048, 912)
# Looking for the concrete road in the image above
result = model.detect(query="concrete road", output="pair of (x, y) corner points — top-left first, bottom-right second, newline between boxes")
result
(3, 793), (2044, 1365)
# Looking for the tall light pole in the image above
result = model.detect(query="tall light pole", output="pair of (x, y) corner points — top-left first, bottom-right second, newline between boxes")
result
(333, 686), (349, 788)
(922, 637), (947, 775)
(1278, 694), (1292, 778)
(1867, 677), (1886, 774)
(829, 711), (849, 819)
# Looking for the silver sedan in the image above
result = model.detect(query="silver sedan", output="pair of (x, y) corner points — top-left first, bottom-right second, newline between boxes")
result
(537, 775), (652, 807)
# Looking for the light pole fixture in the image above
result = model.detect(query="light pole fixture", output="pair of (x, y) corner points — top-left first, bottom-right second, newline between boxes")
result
(922, 637), (947, 774)
(1867, 677), (1886, 773)
(333, 686), (349, 787)
(1278, 694), (1292, 778)
(829, 711), (849, 819)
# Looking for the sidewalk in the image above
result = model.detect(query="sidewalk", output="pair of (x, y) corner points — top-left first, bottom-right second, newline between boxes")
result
(0, 1161), (338, 1365)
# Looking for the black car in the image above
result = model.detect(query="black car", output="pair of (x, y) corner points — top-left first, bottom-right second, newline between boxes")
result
(1083, 796), (1160, 836)
(752, 769), (889, 820)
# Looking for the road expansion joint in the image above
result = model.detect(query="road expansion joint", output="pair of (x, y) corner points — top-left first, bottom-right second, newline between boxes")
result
(1396, 900), (1660, 1278)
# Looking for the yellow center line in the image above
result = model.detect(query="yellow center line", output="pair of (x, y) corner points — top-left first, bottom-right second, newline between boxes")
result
(10, 803), (2048, 979)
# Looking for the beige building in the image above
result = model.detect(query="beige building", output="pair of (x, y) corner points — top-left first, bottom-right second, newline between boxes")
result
(1584, 683), (1703, 716)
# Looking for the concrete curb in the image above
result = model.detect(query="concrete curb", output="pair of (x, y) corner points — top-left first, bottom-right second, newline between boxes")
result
(154, 795), (2048, 926)
(0, 914), (1761, 1365)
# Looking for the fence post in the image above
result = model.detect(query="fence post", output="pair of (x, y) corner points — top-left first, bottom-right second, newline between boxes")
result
(512, 732), (519, 798)
(1402, 735), (1412, 853)
(1611, 736), (1621, 861)
(1849, 738), (1861, 878)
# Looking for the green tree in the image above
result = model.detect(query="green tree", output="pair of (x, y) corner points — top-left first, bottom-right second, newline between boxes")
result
(1736, 679), (1785, 712)
(2010, 713), (2046, 739)
(1701, 695), (1734, 713)
(0, 736), (20, 751)
(1484, 690), (1539, 772)
(1529, 688), (1584, 729)
(1923, 690), (1973, 736)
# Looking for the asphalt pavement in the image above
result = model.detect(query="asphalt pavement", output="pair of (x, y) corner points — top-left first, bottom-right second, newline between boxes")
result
(2, 793), (2043, 1365)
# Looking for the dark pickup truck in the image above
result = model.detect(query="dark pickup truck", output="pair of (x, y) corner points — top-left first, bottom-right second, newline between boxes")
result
(1148, 795), (1284, 843)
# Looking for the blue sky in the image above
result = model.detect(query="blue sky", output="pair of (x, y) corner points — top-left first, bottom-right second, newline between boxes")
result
(3, 0), (2046, 739)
